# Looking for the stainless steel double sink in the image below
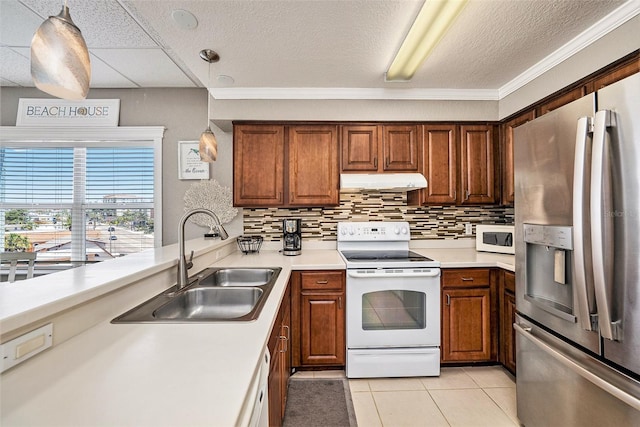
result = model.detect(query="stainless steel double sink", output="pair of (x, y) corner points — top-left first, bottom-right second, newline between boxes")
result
(112, 267), (281, 323)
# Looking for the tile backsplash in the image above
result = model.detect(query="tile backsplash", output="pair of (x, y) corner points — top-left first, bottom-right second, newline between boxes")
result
(243, 192), (514, 241)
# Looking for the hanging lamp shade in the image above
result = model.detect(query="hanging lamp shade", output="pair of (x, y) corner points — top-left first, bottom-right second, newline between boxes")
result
(199, 127), (218, 162)
(31, 5), (91, 100)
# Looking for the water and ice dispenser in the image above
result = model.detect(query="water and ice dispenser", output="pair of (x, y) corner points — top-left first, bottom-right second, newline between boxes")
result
(523, 224), (576, 322)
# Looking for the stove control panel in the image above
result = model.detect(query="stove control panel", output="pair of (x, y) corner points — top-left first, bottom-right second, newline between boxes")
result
(337, 221), (410, 241)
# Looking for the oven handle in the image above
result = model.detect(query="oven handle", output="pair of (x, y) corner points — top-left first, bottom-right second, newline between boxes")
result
(347, 269), (440, 279)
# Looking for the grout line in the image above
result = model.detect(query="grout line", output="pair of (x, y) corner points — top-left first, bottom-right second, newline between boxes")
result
(480, 387), (520, 426)
(425, 388), (453, 427)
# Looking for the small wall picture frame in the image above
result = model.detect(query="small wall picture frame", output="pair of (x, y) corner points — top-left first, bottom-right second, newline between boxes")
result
(178, 141), (209, 180)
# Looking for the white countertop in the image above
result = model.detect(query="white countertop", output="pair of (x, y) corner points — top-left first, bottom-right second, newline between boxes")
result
(0, 241), (513, 426)
(0, 249), (344, 427)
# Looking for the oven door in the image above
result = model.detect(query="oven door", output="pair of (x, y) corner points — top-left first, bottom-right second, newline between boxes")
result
(346, 268), (441, 348)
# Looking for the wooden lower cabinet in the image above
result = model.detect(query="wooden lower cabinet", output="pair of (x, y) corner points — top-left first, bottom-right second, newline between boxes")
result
(441, 268), (498, 363)
(268, 282), (291, 427)
(500, 270), (517, 374)
(292, 270), (346, 368)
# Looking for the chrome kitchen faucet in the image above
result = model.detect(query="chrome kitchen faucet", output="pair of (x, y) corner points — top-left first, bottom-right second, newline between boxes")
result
(177, 208), (229, 290)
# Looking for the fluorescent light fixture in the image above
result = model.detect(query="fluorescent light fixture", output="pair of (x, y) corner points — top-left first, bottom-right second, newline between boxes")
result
(31, 4), (91, 100)
(386, 0), (468, 82)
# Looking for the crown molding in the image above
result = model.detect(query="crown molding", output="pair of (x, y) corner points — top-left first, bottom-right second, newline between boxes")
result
(498, 0), (640, 99)
(210, 87), (499, 101)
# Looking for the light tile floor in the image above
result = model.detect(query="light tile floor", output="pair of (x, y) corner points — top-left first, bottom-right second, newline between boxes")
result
(349, 366), (519, 427)
(295, 366), (519, 427)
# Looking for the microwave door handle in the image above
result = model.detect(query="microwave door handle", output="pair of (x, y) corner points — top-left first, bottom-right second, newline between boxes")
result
(572, 116), (597, 331)
(590, 110), (616, 341)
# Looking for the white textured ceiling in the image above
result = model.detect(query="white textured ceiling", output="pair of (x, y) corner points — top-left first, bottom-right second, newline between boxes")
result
(0, 0), (636, 99)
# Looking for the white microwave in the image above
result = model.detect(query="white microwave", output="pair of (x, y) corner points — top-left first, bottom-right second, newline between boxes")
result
(475, 225), (515, 254)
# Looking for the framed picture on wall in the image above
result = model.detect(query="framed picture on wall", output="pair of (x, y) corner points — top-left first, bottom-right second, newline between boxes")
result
(178, 141), (209, 180)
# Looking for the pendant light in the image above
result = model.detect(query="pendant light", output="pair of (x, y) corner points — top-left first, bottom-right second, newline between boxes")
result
(31, 1), (91, 100)
(199, 49), (220, 163)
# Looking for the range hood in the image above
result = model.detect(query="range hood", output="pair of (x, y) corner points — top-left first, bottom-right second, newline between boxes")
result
(340, 173), (427, 192)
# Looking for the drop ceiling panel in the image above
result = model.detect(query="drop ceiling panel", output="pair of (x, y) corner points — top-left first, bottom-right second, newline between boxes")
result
(0, 1), (43, 47)
(20, 0), (159, 48)
(91, 48), (196, 87)
(88, 55), (139, 88)
(0, 47), (31, 87)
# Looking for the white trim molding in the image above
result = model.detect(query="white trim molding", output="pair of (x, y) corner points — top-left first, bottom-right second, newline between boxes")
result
(499, 0), (640, 99)
(210, 87), (499, 101)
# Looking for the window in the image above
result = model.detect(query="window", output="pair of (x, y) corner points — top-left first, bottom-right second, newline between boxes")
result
(0, 127), (163, 265)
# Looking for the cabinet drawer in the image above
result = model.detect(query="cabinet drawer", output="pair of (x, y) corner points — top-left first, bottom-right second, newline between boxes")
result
(504, 271), (515, 293)
(443, 269), (490, 288)
(300, 271), (344, 291)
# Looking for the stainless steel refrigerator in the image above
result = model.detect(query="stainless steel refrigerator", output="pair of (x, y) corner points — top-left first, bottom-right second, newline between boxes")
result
(514, 72), (640, 426)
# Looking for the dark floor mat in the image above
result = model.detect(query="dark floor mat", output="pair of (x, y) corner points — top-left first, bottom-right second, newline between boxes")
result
(283, 378), (357, 427)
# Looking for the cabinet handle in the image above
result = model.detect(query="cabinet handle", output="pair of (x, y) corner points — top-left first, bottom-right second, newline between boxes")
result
(461, 277), (474, 281)
(280, 325), (289, 353)
(374, 157), (378, 168)
(465, 190), (470, 201)
(316, 280), (328, 285)
(446, 294), (451, 306)
(339, 297), (343, 309)
(278, 192), (283, 201)
(385, 157), (390, 167)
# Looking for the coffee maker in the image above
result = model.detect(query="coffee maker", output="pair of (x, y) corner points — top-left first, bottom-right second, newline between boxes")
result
(283, 219), (302, 256)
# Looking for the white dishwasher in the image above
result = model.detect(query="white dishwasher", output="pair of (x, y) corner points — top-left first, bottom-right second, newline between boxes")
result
(248, 348), (270, 427)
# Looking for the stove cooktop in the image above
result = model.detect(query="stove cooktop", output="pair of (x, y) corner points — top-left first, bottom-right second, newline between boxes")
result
(339, 249), (440, 269)
(340, 250), (434, 263)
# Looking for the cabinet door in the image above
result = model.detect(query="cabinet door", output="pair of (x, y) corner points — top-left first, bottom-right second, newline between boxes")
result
(382, 125), (420, 171)
(300, 293), (345, 366)
(288, 125), (339, 206)
(233, 125), (285, 206)
(502, 291), (517, 373)
(460, 125), (497, 204)
(442, 288), (492, 362)
(502, 111), (535, 204)
(279, 301), (291, 418)
(340, 125), (379, 171)
(422, 124), (457, 204)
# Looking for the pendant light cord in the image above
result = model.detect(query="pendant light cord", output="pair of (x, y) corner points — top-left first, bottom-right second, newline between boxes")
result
(206, 59), (211, 130)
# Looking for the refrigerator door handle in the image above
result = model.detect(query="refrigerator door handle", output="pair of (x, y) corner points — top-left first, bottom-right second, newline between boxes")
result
(572, 116), (597, 331)
(590, 109), (617, 341)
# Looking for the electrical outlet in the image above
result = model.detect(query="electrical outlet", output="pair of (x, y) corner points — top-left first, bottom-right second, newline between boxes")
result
(465, 223), (473, 235)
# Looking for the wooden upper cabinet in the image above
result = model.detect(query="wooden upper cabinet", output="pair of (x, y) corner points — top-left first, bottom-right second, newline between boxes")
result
(233, 124), (285, 206)
(590, 57), (640, 92)
(382, 125), (420, 171)
(537, 86), (587, 116)
(340, 124), (419, 173)
(422, 124), (458, 204)
(288, 125), (339, 206)
(502, 110), (535, 205)
(460, 125), (497, 205)
(340, 125), (379, 171)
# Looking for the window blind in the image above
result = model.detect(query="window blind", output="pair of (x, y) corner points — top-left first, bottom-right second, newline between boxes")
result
(0, 147), (154, 206)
